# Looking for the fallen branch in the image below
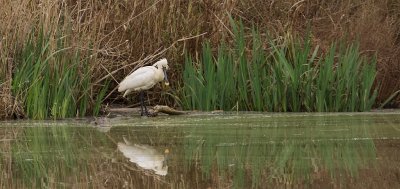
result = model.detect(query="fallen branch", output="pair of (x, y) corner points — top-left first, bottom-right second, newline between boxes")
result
(150, 105), (188, 115)
(108, 105), (188, 116)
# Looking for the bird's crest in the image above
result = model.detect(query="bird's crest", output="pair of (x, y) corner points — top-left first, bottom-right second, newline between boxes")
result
(153, 58), (169, 69)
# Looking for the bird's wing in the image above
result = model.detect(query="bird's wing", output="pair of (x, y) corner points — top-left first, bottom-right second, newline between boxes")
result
(127, 66), (154, 78)
(118, 66), (156, 92)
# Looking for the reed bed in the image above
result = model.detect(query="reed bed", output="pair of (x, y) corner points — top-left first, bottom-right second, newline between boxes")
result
(1, 0), (400, 119)
(11, 28), (109, 119)
(181, 20), (377, 112)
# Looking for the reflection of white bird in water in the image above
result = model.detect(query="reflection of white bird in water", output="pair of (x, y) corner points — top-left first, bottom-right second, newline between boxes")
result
(118, 58), (169, 116)
(117, 137), (170, 176)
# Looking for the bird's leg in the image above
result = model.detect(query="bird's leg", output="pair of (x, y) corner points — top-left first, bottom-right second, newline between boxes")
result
(143, 99), (149, 116)
(139, 91), (150, 116)
(139, 91), (145, 116)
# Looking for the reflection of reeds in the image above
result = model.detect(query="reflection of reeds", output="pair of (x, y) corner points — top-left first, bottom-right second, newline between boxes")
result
(183, 114), (378, 187)
(1, 123), (192, 188)
(3, 126), (137, 188)
(181, 19), (377, 112)
(1, 113), (399, 188)
(11, 127), (79, 186)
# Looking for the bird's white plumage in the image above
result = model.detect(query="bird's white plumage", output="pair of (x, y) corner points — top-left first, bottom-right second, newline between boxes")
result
(118, 58), (169, 97)
(119, 67), (157, 92)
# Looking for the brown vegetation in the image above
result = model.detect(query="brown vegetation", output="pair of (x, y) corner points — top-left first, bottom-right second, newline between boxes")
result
(1, 0), (399, 119)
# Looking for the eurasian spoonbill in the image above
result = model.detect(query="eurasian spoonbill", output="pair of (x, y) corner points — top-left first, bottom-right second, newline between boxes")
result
(118, 58), (169, 116)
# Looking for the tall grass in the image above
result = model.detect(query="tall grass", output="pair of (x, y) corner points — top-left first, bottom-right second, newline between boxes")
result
(181, 19), (378, 112)
(12, 28), (109, 119)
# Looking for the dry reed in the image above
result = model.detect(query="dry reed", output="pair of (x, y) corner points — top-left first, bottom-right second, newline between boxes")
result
(1, 0), (399, 119)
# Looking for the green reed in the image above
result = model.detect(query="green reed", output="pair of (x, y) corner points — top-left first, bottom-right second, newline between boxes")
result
(181, 19), (377, 112)
(12, 28), (108, 119)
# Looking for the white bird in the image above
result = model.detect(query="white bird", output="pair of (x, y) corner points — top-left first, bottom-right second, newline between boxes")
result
(117, 137), (170, 176)
(118, 58), (169, 116)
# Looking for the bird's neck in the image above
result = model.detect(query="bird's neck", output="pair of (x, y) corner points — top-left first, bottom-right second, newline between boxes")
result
(154, 67), (164, 81)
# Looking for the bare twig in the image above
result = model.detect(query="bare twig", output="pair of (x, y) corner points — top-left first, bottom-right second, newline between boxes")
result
(99, 0), (162, 43)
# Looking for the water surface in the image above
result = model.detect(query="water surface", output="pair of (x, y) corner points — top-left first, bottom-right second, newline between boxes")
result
(1, 112), (400, 188)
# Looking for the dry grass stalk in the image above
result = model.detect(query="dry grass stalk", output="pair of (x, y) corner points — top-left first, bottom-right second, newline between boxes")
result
(1, 0), (399, 119)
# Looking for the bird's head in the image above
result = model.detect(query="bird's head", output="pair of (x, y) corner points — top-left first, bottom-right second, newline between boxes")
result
(153, 58), (169, 70)
(153, 58), (169, 86)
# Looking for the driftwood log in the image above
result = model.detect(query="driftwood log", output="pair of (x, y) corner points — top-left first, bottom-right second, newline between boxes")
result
(151, 105), (188, 115)
(108, 105), (188, 117)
